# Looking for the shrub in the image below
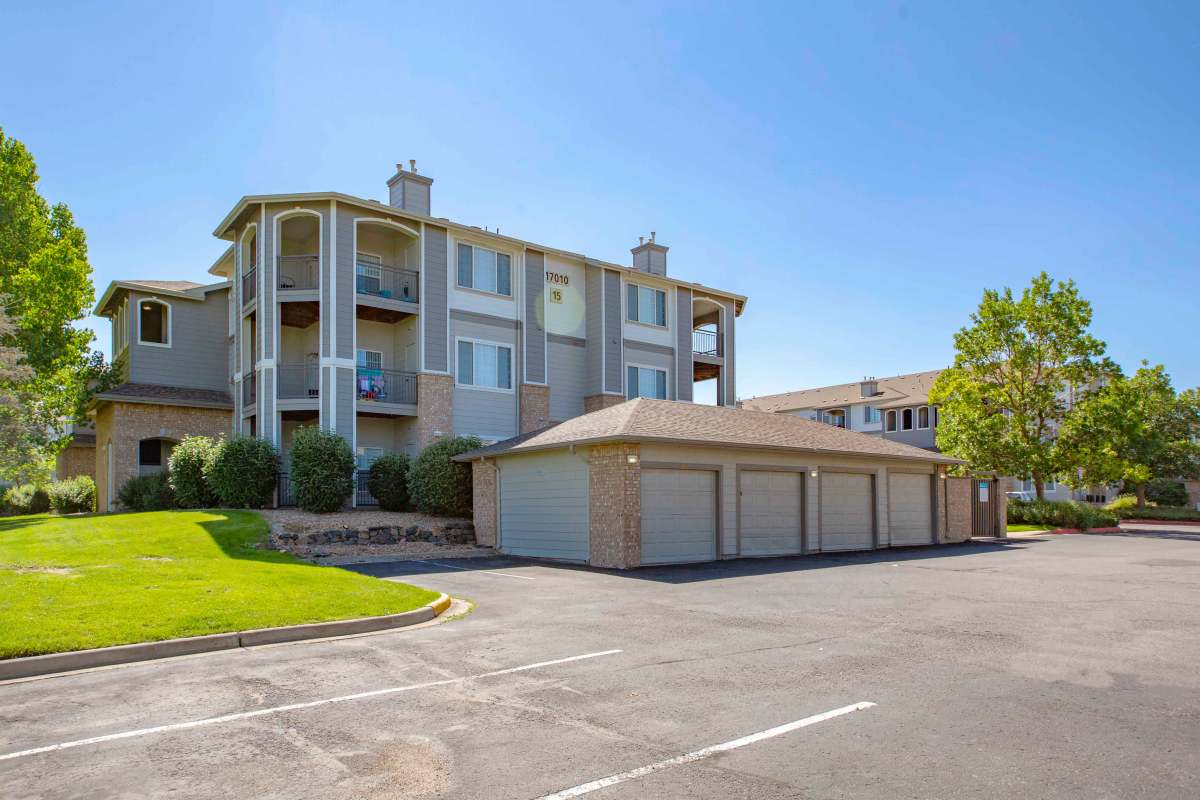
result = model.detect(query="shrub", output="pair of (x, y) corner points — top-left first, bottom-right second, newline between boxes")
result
(206, 435), (278, 509)
(117, 473), (175, 511)
(47, 476), (96, 514)
(168, 435), (220, 508)
(368, 453), (411, 511)
(1145, 478), (1189, 508)
(1103, 494), (1143, 514)
(1117, 506), (1200, 521)
(290, 427), (355, 513)
(1008, 498), (1117, 530)
(408, 436), (482, 517)
(3, 484), (50, 515)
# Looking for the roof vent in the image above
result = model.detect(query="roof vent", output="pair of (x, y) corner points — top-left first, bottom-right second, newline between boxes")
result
(631, 232), (668, 276)
(860, 377), (879, 398)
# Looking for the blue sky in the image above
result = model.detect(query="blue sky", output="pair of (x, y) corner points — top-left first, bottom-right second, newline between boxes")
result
(3, 1), (1197, 396)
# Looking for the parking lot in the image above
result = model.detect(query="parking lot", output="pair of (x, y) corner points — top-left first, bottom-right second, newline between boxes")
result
(2, 527), (1199, 799)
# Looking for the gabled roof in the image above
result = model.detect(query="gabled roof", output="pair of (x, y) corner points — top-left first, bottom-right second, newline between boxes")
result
(741, 369), (945, 413)
(91, 383), (233, 410)
(454, 398), (960, 464)
(93, 280), (230, 316)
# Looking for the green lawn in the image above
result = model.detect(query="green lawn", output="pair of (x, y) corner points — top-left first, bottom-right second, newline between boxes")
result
(1007, 523), (1052, 533)
(0, 510), (441, 659)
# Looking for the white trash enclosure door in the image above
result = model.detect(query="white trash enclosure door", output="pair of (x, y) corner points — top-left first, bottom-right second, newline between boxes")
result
(888, 472), (933, 546)
(819, 472), (874, 551)
(499, 452), (589, 562)
(640, 468), (718, 565)
(738, 470), (803, 556)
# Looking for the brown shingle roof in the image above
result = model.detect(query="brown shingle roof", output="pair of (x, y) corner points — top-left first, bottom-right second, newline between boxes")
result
(93, 383), (233, 409)
(740, 369), (944, 413)
(455, 398), (960, 464)
(122, 280), (205, 292)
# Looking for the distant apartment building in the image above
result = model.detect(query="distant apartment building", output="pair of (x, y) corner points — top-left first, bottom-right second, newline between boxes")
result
(84, 163), (746, 511)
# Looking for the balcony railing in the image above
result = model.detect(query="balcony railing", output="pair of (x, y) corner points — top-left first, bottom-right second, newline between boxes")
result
(693, 328), (722, 357)
(242, 267), (257, 305)
(356, 260), (419, 303)
(242, 373), (256, 406)
(278, 255), (319, 290)
(356, 470), (379, 507)
(356, 368), (418, 405)
(278, 363), (320, 399)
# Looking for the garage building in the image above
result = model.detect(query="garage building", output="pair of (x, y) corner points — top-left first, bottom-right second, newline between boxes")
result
(459, 398), (972, 569)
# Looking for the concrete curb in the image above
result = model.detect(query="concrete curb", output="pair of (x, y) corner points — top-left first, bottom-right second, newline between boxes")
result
(1118, 518), (1200, 527)
(0, 593), (452, 681)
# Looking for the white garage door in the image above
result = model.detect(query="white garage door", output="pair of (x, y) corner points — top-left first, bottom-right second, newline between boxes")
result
(641, 468), (717, 565)
(888, 472), (933, 546)
(739, 470), (803, 556)
(499, 452), (589, 562)
(820, 472), (875, 552)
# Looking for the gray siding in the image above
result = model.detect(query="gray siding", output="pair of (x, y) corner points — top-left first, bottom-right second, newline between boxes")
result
(675, 287), (693, 402)
(423, 225), (448, 372)
(722, 299), (736, 405)
(333, 206), (356, 361)
(335, 368), (354, 442)
(127, 289), (230, 392)
(585, 266), (603, 395)
(524, 249), (546, 384)
(548, 336), (586, 421)
(451, 314), (518, 440)
(623, 340), (675, 400)
(603, 269), (622, 394)
(883, 417), (938, 449)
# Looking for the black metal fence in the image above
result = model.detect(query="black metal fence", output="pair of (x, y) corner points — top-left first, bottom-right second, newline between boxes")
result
(242, 267), (256, 305)
(277, 472), (296, 507)
(356, 470), (378, 507)
(242, 373), (256, 406)
(278, 364), (320, 399)
(356, 368), (418, 405)
(278, 255), (319, 290)
(276, 471), (379, 508)
(692, 327), (721, 356)
(356, 260), (419, 303)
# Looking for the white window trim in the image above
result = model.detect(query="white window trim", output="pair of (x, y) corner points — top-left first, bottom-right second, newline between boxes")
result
(626, 361), (669, 400)
(454, 336), (515, 393)
(916, 405), (930, 430)
(901, 407), (914, 431)
(625, 282), (668, 329)
(356, 348), (384, 370)
(885, 409), (898, 432)
(455, 241), (514, 299)
(137, 298), (172, 348)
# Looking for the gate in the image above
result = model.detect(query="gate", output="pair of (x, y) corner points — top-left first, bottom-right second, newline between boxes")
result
(971, 478), (1000, 536)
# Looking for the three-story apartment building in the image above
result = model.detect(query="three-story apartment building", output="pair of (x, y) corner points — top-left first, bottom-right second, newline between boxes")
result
(88, 163), (746, 510)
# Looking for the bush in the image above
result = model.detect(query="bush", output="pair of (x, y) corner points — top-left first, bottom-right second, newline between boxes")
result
(368, 453), (411, 511)
(3, 484), (50, 515)
(47, 476), (96, 514)
(1117, 506), (1200, 521)
(408, 436), (482, 517)
(207, 435), (278, 509)
(117, 473), (175, 511)
(290, 427), (355, 513)
(168, 435), (220, 508)
(1146, 478), (1189, 508)
(1008, 498), (1117, 531)
(1103, 494), (1143, 514)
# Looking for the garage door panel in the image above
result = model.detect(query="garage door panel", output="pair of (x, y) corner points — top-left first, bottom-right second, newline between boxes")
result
(820, 472), (874, 551)
(641, 468), (717, 565)
(500, 453), (589, 561)
(888, 473), (933, 546)
(739, 470), (803, 556)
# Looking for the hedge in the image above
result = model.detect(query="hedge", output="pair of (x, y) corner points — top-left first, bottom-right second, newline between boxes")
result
(168, 435), (221, 508)
(408, 436), (482, 517)
(290, 426), (355, 513)
(1007, 498), (1118, 531)
(47, 476), (96, 514)
(1145, 479), (1190, 508)
(3, 484), (50, 515)
(206, 435), (278, 509)
(117, 473), (175, 511)
(368, 453), (411, 511)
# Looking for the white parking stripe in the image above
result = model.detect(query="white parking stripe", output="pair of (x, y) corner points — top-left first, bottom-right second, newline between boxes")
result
(0, 650), (621, 762)
(421, 560), (537, 580)
(534, 701), (877, 799)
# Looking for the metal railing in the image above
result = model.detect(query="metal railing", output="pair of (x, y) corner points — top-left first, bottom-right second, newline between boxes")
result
(278, 255), (319, 290)
(278, 363), (320, 399)
(277, 472), (296, 507)
(356, 368), (418, 405)
(356, 260), (419, 303)
(242, 373), (256, 406)
(356, 470), (379, 507)
(242, 267), (257, 305)
(692, 328), (722, 357)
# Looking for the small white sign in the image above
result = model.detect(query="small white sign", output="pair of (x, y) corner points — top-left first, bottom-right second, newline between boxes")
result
(979, 483), (989, 502)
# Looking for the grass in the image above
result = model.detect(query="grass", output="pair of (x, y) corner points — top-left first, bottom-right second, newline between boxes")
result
(1007, 523), (1053, 533)
(0, 510), (441, 659)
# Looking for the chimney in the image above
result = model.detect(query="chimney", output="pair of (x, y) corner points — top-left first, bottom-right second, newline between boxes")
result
(630, 231), (668, 276)
(860, 377), (879, 398)
(386, 160), (433, 216)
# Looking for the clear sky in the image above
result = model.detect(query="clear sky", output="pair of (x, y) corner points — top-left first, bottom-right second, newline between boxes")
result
(2, 1), (1197, 397)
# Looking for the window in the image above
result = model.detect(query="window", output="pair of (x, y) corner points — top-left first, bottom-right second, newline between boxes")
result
(138, 299), (170, 346)
(864, 406), (880, 424)
(138, 439), (162, 467)
(356, 252), (382, 294)
(626, 284), (666, 327)
(457, 243), (511, 296)
(627, 365), (667, 400)
(356, 349), (383, 371)
(885, 409), (898, 432)
(1022, 477), (1057, 493)
(356, 446), (384, 471)
(457, 339), (512, 390)
(933, 406), (939, 427)
(917, 406), (930, 429)
(901, 408), (914, 431)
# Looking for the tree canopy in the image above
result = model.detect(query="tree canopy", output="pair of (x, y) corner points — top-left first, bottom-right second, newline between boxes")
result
(929, 272), (1117, 498)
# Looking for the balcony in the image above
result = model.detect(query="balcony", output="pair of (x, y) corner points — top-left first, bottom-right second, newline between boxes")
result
(692, 328), (722, 357)
(813, 411), (848, 429)
(242, 373), (257, 406)
(242, 267), (256, 305)
(278, 363), (320, 400)
(356, 368), (417, 405)
(356, 260), (419, 303)
(278, 255), (319, 291)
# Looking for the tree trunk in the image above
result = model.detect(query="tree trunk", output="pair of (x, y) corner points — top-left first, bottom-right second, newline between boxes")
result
(1033, 472), (1045, 501)
(1135, 483), (1147, 508)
